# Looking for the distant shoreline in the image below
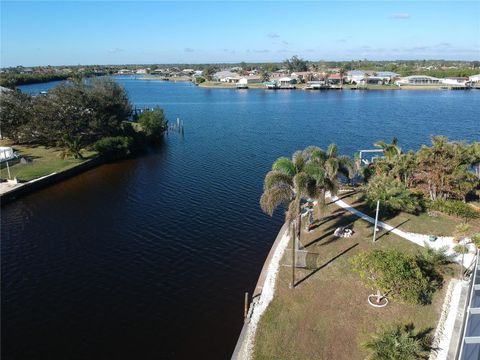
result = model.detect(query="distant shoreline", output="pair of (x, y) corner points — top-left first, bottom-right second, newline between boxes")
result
(198, 81), (476, 91)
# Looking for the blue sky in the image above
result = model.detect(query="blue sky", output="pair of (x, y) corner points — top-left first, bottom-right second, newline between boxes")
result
(1, 1), (479, 67)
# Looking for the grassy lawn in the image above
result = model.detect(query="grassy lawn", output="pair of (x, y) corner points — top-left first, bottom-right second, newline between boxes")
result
(0, 141), (97, 182)
(338, 190), (480, 235)
(253, 200), (458, 360)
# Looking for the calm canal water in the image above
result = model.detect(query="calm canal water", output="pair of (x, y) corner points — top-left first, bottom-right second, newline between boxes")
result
(2, 78), (480, 359)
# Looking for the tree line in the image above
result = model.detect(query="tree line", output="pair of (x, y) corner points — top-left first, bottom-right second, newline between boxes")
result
(0, 78), (168, 159)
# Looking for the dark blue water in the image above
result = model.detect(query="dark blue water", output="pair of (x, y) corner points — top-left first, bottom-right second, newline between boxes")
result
(3, 79), (479, 360)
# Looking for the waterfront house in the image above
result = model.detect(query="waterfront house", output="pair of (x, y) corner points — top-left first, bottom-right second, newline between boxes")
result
(278, 77), (297, 88)
(136, 68), (148, 74)
(469, 74), (480, 83)
(441, 77), (468, 86)
(213, 71), (240, 82)
(291, 71), (313, 82)
(375, 71), (399, 82)
(237, 76), (262, 85)
(117, 69), (133, 75)
(327, 73), (343, 84)
(346, 70), (366, 84)
(395, 75), (442, 86)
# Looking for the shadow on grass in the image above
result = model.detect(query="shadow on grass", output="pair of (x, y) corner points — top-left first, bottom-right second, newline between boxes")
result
(374, 219), (410, 241)
(294, 242), (359, 288)
(303, 213), (359, 248)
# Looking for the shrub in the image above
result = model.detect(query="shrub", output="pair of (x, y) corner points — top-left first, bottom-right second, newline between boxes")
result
(472, 233), (480, 248)
(428, 199), (480, 221)
(138, 107), (168, 143)
(94, 136), (134, 160)
(363, 323), (432, 360)
(453, 244), (469, 254)
(365, 174), (425, 214)
(350, 249), (439, 305)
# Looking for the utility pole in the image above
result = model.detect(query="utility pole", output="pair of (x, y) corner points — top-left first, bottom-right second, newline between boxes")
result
(290, 221), (297, 289)
(372, 200), (380, 242)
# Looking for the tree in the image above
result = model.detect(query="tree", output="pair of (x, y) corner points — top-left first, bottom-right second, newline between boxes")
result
(415, 136), (478, 201)
(303, 144), (354, 219)
(86, 77), (132, 138)
(365, 174), (424, 214)
(363, 323), (432, 360)
(339, 67), (347, 87)
(283, 55), (308, 72)
(202, 66), (216, 81)
(60, 135), (83, 159)
(138, 107), (168, 143)
(374, 137), (402, 161)
(260, 68), (271, 82)
(0, 90), (34, 143)
(350, 249), (439, 305)
(260, 150), (314, 287)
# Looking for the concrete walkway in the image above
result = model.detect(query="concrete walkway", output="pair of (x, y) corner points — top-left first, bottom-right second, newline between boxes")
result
(329, 194), (475, 266)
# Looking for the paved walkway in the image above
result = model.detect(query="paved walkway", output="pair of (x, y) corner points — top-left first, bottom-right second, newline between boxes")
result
(329, 194), (475, 266)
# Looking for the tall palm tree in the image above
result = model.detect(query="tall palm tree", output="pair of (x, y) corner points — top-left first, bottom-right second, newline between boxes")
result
(304, 144), (354, 219)
(260, 150), (312, 287)
(374, 137), (402, 161)
(339, 67), (346, 88)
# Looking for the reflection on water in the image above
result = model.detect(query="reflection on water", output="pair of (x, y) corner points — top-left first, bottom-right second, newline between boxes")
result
(3, 79), (480, 359)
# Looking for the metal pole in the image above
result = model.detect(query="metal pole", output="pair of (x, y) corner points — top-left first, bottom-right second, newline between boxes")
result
(6, 161), (11, 180)
(373, 200), (380, 242)
(291, 220), (296, 289)
(244, 292), (249, 319)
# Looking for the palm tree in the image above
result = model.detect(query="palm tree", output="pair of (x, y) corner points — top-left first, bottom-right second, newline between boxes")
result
(374, 137), (402, 161)
(304, 144), (354, 219)
(339, 67), (346, 88)
(260, 150), (312, 287)
(60, 135), (83, 159)
(363, 323), (432, 360)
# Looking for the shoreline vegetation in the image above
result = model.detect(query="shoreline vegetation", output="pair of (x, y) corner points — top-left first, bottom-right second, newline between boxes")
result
(0, 78), (169, 198)
(197, 81), (471, 91)
(247, 140), (480, 359)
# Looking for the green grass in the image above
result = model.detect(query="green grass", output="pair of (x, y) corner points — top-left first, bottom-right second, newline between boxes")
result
(340, 190), (480, 235)
(0, 141), (97, 182)
(253, 199), (458, 360)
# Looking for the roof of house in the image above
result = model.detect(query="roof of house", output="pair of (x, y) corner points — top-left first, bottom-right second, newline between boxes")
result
(328, 73), (342, 79)
(214, 71), (237, 78)
(376, 71), (399, 77)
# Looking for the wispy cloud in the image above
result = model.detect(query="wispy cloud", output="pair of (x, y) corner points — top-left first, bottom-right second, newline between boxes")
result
(247, 49), (269, 53)
(281, 40), (289, 45)
(184, 48), (194, 52)
(267, 32), (280, 39)
(390, 13), (411, 20)
(108, 48), (125, 53)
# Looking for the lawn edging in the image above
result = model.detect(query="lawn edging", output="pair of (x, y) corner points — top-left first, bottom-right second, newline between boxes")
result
(231, 222), (289, 360)
(0, 157), (103, 205)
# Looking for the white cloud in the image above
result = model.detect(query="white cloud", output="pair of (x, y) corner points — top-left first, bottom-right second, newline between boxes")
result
(390, 13), (411, 20)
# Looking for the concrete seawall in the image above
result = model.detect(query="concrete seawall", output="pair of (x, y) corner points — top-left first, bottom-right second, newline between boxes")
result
(0, 157), (103, 205)
(231, 222), (289, 360)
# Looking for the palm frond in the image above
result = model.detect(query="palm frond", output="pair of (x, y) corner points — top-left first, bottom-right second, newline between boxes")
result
(292, 150), (305, 172)
(293, 172), (314, 198)
(286, 197), (301, 221)
(272, 157), (296, 177)
(327, 143), (338, 158)
(325, 158), (339, 178)
(303, 162), (326, 184)
(260, 186), (294, 216)
(264, 170), (293, 190)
